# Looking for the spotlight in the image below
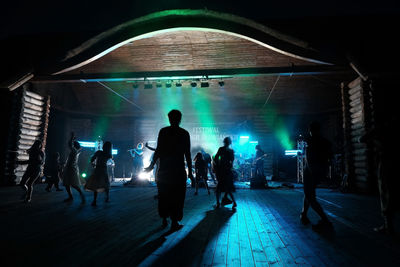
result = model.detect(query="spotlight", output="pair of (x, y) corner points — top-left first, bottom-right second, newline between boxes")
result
(175, 82), (182, 88)
(166, 82), (172, 88)
(190, 82), (197, 88)
(81, 173), (87, 178)
(144, 83), (153, 89)
(156, 82), (162, 89)
(218, 81), (225, 87)
(201, 82), (209, 88)
(138, 172), (150, 180)
(132, 83), (139, 89)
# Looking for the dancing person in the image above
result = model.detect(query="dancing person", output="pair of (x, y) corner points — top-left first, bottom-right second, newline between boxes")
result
(254, 145), (266, 178)
(17, 140), (45, 202)
(62, 132), (85, 203)
(85, 141), (112, 206)
(214, 137), (237, 209)
(300, 122), (332, 230)
(194, 152), (210, 195)
(129, 142), (144, 179)
(145, 109), (193, 231)
(201, 149), (216, 183)
(45, 152), (63, 192)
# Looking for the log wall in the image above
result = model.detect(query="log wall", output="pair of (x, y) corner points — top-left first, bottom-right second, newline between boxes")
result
(342, 77), (375, 192)
(4, 87), (50, 184)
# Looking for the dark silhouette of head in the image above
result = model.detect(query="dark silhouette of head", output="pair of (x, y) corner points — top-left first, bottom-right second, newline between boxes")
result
(309, 121), (321, 137)
(103, 141), (112, 157)
(255, 145), (261, 151)
(73, 141), (81, 150)
(168, 109), (182, 127)
(196, 152), (203, 160)
(223, 137), (232, 147)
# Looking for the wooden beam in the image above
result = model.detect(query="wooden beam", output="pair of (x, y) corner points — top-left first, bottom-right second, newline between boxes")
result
(33, 65), (350, 83)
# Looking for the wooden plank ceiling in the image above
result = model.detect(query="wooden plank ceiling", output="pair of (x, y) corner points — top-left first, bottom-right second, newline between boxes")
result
(40, 30), (352, 117)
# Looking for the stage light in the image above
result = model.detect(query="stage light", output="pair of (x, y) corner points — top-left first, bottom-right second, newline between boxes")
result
(78, 141), (96, 148)
(166, 82), (172, 88)
(285, 150), (300, 156)
(240, 136), (250, 139)
(132, 83), (139, 89)
(144, 83), (153, 89)
(156, 82), (162, 89)
(218, 81), (225, 87)
(81, 173), (87, 178)
(112, 149), (118, 155)
(175, 82), (182, 88)
(138, 172), (150, 180)
(201, 82), (209, 88)
(190, 82), (197, 88)
(249, 141), (258, 144)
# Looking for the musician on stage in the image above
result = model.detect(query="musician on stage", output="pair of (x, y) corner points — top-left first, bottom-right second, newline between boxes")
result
(128, 143), (144, 179)
(254, 145), (266, 178)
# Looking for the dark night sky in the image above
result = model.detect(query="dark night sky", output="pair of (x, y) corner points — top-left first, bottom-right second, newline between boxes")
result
(1, 0), (400, 38)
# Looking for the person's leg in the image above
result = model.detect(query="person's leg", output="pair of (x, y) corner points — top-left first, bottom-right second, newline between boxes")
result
(25, 171), (40, 202)
(170, 183), (186, 230)
(72, 185), (85, 203)
(105, 188), (110, 202)
(375, 160), (394, 233)
(203, 174), (210, 194)
(228, 192), (237, 207)
(216, 189), (221, 208)
(64, 185), (73, 201)
(20, 170), (30, 196)
(92, 191), (98, 206)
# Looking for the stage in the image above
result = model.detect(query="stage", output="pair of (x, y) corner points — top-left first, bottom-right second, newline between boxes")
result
(0, 185), (399, 266)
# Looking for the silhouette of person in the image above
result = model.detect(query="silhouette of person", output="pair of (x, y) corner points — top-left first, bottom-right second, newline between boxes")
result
(129, 143), (144, 179)
(300, 122), (332, 230)
(214, 137), (237, 209)
(107, 158), (115, 182)
(145, 110), (193, 231)
(145, 142), (159, 182)
(201, 149), (216, 183)
(194, 152), (210, 195)
(85, 141), (112, 206)
(17, 139), (45, 202)
(359, 116), (397, 234)
(62, 132), (85, 203)
(45, 152), (63, 192)
(254, 145), (266, 178)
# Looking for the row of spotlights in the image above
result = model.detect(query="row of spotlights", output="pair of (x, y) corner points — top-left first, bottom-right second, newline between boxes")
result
(132, 81), (224, 89)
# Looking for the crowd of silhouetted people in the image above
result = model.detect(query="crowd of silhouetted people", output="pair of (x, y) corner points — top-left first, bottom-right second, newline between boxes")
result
(16, 109), (397, 235)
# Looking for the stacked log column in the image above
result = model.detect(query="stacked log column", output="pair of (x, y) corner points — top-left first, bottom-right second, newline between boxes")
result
(342, 77), (375, 192)
(4, 88), (50, 185)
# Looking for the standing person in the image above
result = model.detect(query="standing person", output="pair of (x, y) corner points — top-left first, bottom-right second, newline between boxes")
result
(194, 152), (210, 195)
(62, 132), (85, 203)
(145, 110), (193, 231)
(201, 149), (216, 183)
(45, 152), (63, 192)
(359, 116), (397, 234)
(300, 122), (332, 230)
(254, 145), (267, 178)
(129, 143), (144, 179)
(85, 141), (112, 206)
(214, 137), (237, 209)
(17, 140), (45, 202)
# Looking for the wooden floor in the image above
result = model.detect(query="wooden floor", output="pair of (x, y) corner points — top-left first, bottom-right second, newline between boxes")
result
(0, 184), (399, 267)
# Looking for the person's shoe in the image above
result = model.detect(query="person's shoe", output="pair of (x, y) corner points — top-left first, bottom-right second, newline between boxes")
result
(221, 196), (232, 206)
(194, 191), (198, 196)
(300, 214), (311, 225)
(64, 197), (73, 202)
(312, 220), (333, 231)
(24, 198), (31, 203)
(170, 222), (183, 232)
(374, 224), (395, 235)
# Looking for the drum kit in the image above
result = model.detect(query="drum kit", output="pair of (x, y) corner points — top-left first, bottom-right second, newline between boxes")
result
(235, 154), (255, 181)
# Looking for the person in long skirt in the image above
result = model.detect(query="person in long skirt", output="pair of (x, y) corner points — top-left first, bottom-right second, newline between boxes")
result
(85, 141), (112, 206)
(214, 137), (237, 209)
(17, 140), (45, 202)
(63, 132), (85, 203)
